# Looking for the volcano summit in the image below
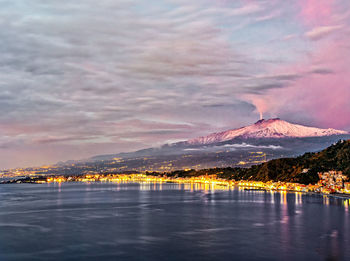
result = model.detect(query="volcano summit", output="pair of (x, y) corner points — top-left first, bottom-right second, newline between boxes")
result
(83, 119), (350, 171)
(187, 118), (348, 145)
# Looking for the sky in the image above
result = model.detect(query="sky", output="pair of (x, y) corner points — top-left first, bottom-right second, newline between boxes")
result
(1, 0), (350, 169)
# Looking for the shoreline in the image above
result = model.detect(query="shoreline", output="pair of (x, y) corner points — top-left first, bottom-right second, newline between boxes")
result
(2, 173), (350, 200)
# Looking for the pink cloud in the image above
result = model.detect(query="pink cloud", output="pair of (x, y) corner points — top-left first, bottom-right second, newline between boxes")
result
(299, 0), (336, 26)
(305, 25), (343, 40)
(250, 38), (350, 130)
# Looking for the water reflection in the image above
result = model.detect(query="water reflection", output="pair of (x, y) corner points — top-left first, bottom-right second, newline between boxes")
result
(343, 199), (349, 212)
(121, 181), (350, 218)
(1, 183), (349, 261)
(295, 192), (302, 205)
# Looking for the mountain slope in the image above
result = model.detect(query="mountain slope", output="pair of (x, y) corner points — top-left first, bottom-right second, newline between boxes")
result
(233, 139), (350, 184)
(166, 139), (350, 184)
(81, 118), (349, 172)
(187, 118), (348, 145)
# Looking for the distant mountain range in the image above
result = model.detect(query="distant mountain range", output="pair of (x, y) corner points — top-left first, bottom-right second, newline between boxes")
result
(62, 119), (350, 171)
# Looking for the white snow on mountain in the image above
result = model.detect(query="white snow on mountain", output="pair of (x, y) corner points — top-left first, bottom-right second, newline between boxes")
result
(187, 118), (348, 145)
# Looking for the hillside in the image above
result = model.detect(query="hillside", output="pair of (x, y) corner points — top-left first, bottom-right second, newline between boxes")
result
(165, 140), (350, 184)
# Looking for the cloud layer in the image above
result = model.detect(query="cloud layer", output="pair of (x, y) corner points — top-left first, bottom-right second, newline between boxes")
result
(0, 0), (349, 168)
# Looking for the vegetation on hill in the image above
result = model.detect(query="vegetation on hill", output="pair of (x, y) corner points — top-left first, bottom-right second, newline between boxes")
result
(156, 140), (350, 184)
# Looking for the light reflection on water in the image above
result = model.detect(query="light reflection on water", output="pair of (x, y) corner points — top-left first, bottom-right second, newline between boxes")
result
(0, 182), (349, 261)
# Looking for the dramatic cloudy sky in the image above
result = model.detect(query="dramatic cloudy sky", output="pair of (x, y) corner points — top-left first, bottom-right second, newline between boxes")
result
(1, 0), (350, 168)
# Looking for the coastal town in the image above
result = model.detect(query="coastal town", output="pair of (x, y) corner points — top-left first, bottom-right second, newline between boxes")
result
(3, 170), (350, 196)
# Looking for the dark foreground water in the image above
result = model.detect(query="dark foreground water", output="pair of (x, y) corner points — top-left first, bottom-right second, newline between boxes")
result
(0, 183), (349, 261)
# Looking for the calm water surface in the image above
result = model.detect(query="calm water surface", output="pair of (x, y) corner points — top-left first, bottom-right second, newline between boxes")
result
(0, 182), (349, 261)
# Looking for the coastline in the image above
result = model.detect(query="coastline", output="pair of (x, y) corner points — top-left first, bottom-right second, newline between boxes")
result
(2, 173), (350, 200)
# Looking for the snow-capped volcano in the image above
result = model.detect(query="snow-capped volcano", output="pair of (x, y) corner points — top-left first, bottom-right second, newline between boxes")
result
(187, 118), (348, 145)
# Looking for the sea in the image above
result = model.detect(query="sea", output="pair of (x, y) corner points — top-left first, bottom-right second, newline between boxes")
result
(0, 182), (349, 261)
